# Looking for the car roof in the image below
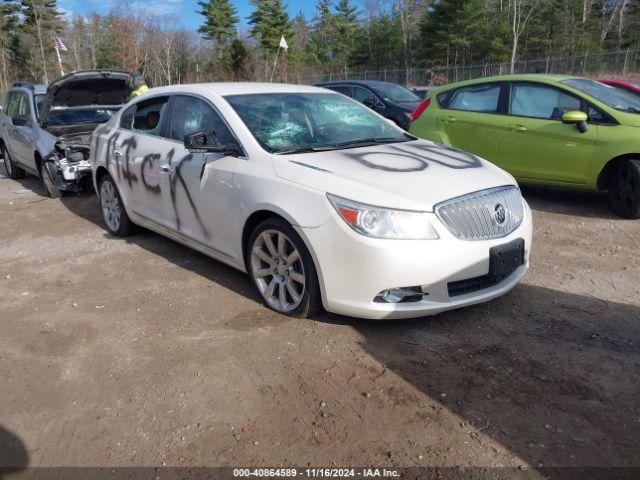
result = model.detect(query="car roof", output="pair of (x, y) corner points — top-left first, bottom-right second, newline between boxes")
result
(432, 74), (579, 92)
(10, 83), (47, 95)
(315, 80), (399, 88)
(145, 82), (330, 97)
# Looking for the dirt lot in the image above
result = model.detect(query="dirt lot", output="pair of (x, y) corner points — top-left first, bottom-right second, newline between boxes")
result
(0, 166), (639, 477)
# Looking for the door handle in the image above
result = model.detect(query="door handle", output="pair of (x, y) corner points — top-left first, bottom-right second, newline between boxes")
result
(443, 116), (457, 123)
(509, 124), (527, 132)
(113, 148), (122, 156)
(160, 164), (174, 175)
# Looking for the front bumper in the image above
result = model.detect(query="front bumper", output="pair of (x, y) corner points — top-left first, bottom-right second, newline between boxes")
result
(44, 158), (92, 192)
(299, 200), (532, 320)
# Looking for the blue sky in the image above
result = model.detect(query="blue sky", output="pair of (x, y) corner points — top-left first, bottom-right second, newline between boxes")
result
(58, 0), (317, 29)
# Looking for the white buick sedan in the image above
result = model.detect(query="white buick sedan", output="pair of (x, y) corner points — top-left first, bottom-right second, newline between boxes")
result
(90, 83), (532, 319)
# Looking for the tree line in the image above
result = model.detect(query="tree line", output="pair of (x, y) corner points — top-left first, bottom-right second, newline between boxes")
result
(1, 0), (639, 92)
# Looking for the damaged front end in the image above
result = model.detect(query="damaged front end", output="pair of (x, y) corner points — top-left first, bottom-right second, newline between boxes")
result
(43, 132), (93, 192)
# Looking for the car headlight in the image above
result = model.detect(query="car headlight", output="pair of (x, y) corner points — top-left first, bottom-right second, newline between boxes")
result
(328, 194), (439, 240)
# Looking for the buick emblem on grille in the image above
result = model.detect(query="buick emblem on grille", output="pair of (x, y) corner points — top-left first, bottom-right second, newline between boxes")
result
(494, 203), (506, 225)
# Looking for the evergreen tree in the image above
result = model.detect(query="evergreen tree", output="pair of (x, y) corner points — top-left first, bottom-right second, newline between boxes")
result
(227, 38), (249, 79)
(248, 0), (294, 57)
(0, 0), (21, 89)
(196, 0), (239, 51)
(333, 0), (358, 71)
(310, 0), (335, 69)
(19, 0), (62, 83)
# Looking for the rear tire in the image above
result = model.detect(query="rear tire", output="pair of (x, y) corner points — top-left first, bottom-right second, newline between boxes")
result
(1, 144), (25, 180)
(98, 174), (135, 236)
(608, 160), (640, 219)
(247, 218), (323, 319)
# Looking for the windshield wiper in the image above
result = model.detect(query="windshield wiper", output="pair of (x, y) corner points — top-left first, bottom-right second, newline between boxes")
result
(274, 145), (336, 155)
(329, 136), (408, 148)
(273, 135), (414, 155)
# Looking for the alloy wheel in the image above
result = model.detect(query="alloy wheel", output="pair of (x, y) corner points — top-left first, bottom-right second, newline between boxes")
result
(250, 229), (306, 313)
(100, 180), (121, 232)
(612, 163), (637, 210)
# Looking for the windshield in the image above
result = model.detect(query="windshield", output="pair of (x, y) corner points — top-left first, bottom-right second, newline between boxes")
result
(370, 83), (420, 103)
(34, 94), (46, 119)
(562, 79), (640, 113)
(224, 93), (410, 154)
(45, 109), (117, 126)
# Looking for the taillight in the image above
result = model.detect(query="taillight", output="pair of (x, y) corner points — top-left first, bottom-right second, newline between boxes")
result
(410, 98), (431, 122)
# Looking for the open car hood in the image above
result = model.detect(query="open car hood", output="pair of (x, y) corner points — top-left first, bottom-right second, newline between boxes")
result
(40, 70), (133, 125)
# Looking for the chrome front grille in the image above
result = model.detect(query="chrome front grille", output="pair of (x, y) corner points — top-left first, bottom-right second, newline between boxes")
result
(435, 186), (524, 241)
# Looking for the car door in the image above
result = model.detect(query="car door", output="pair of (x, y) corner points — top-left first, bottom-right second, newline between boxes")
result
(2, 92), (19, 158)
(161, 94), (241, 257)
(352, 86), (386, 116)
(6, 92), (37, 169)
(112, 95), (173, 224)
(498, 82), (597, 184)
(436, 82), (507, 164)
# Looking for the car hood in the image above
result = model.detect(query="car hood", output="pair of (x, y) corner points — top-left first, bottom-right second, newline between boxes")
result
(272, 140), (517, 212)
(40, 70), (132, 125)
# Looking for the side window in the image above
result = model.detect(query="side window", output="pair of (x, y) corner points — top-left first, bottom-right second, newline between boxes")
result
(34, 94), (46, 119)
(169, 95), (234, 145)
(510, 83), (581, 120)
(120, 105), (135, 130)
(587, 104), (615, 124)
(4, 93), (16, 116)
(329, 86), (351, 96)
(16, 93), (31, 117)
(353, 87), (376, 104)
(132, 96), (169, 136)
(436, 91), (449, 106)
(446, 84), (501, 113)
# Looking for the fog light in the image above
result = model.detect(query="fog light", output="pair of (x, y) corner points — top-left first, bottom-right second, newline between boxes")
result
(375, 286), (423, 303)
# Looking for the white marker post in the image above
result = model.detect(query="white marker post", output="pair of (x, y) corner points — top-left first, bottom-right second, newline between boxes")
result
(270, 35), (289, 82)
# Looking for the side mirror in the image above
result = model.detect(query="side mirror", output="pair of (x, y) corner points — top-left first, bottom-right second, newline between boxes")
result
(562, 110), (588, 133)
(12, 114), (31, 127)
(184, 130), (242, 156)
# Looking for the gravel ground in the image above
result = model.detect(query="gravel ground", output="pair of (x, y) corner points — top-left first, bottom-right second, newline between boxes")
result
(0, 167), (638, 477)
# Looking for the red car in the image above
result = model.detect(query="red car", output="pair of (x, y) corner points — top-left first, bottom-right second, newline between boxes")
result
(599, 79), (640, 97)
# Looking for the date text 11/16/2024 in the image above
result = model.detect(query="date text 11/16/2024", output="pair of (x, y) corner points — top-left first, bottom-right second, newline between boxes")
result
(233, 468), (401, 478)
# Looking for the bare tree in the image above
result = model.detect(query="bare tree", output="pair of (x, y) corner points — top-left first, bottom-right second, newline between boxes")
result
(509, 0), (540, 74)
(599, 0), (625, 44)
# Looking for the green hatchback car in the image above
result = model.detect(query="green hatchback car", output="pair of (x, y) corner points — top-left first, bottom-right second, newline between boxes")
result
(409, 74), (640, 218)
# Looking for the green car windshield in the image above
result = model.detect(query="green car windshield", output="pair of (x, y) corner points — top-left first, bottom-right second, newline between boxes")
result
(225, 92), (409, 154)
(562, 78), (640, 113)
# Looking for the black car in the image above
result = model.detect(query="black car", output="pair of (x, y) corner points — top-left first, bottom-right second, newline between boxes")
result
(411, 87), (431, 99)
(314, 80), (422, 130)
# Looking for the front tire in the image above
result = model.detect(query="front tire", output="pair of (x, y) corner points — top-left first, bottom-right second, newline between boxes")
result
(608, 160), (640, 219)
(247, 218), (322, 318)
(1, 144), (25, 180)
(40, 163), (61, 199)
(99, 174), (135, 236)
